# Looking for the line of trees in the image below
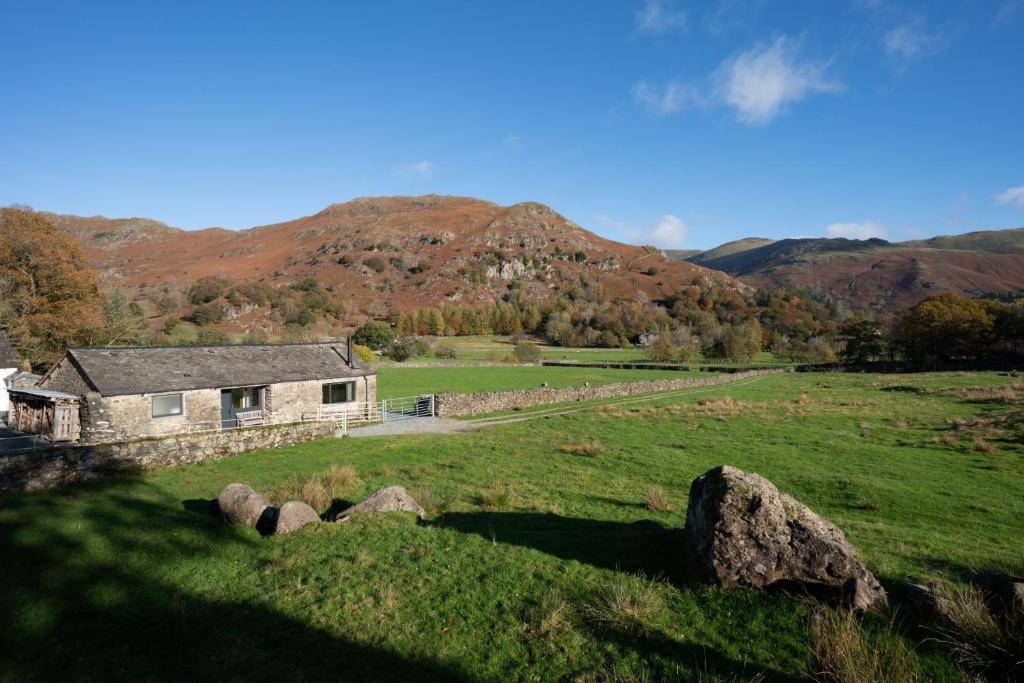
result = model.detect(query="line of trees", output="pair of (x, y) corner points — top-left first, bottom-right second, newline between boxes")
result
(839, 293), (1024, 366)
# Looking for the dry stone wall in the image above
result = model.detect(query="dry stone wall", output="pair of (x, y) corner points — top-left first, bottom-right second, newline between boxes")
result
(0, 421), (337, 493)
(434, 368), (786, 417)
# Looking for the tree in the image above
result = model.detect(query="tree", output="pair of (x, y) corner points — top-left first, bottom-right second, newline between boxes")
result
(352, 321), (395, 350)
(838, 318), (883, 364)
(513, 341), (542, 363)
(710, 319), (763, 362)
(0, 207), (105, 368)
(102, 289), (149, 346)
(895, 294), (993, 364)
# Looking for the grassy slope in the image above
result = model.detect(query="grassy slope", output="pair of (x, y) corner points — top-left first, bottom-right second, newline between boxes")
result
(3, 372), (1023, 681)
(377, 365), (704, 398)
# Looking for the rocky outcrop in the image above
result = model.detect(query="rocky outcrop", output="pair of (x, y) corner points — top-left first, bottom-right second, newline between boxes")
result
(335, 486), (426, 522)
(274, 501), (321, 534)
(686, 465), (886, 610)
(217, 483), (273, 529)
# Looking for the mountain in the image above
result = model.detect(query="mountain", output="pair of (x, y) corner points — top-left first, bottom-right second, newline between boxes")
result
(49, 195), (739, 315)
(669, 230), (1024, 313)
(687, 238), (776, 265)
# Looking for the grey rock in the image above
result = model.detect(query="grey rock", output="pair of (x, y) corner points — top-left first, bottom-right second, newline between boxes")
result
(686, 465), (886, 610)
(275, 501), (321, 535)
(217, 482), (272, 528)
(335, 485), (426, 522)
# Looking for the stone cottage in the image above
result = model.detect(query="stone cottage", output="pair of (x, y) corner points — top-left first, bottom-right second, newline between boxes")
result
(0, 330), (21, 419)
(35, 340), (376, 444)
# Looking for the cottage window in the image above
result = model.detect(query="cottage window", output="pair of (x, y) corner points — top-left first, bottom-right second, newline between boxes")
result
(230, 387), (262, 410)
(152, 393), (183, 419)
(322, 381), (356, 404)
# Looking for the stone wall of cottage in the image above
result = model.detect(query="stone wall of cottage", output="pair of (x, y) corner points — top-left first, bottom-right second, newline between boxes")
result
(0, 421), (339, 492)
(266, 374), (377, 423)
(434, 368), (787, 417)
(76, 374), (377, 443)
(84, 389), (222, 443)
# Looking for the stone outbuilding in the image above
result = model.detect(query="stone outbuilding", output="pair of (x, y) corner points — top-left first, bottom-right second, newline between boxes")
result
(35, 340), (376, 444)
(0, 330), (22, 419)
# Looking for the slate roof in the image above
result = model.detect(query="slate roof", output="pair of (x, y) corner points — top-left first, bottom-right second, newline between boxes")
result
(0, 330), (20, 368)
(9, 387), (81, 401)
(61, 341), (374, 396)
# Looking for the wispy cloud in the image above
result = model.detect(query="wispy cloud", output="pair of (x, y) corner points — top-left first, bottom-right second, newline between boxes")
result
(395, 160), (434, 178)
(993, 0), (1023, 26)
(634, 0), (687, 35)
(882, 17), (946, 63)
(995, 185), (1024, 209)
(716, 36), (841, 124)
(503, 134), (523, 153)
(632, 36), (840, 125)
(825, 221), (887, 240)
(631, 80), (703, 116)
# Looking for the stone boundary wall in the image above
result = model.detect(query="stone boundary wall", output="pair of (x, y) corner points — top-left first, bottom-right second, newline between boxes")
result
(434, 368), (787, 417)
(0, 421), (338, 493)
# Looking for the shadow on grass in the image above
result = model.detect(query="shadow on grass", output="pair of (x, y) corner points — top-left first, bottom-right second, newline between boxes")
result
(432, 511), (703, 586)
(0, 478), (470, 682)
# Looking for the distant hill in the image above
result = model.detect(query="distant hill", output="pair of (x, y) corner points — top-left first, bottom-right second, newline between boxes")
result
(49, 195), (740, 317)
(672, 230), (1024, 313)
(899, 228), (1024, 254)
(687, 238), (776, 265)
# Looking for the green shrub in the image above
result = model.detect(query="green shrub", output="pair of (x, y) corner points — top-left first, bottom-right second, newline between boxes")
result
(513, 341), (542, 363)
(352, 322), (394, 350)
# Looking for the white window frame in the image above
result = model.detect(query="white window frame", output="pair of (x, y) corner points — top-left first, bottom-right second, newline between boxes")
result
(151, 392), (185, 419)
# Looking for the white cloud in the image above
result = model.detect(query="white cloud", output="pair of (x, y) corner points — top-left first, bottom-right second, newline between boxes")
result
(595, 213), (689, 247)
(396, 160), (434, 178)
(882, 18), (945, 62)
(716, 36), (841, 124)
(825, 222), (887, 240)
(995, 185), (1024, 209)
(632, 80), (703, 116)
(648, 214), (689, 246)
(634, 0), (687, 35)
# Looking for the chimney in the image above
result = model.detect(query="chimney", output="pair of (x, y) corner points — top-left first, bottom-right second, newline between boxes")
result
(346, 337), (354, 368)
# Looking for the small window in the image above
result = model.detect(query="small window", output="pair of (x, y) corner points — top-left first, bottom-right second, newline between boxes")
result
(322, 381), (356, 404)
(152, 393), (183, 419)
(231, 387), (262, 410)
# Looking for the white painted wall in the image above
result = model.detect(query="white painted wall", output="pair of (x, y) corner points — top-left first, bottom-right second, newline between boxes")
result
(0, 367), (16, 417)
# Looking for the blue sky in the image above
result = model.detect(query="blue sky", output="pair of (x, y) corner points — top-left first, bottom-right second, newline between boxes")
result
(2, 1), (1022, 250)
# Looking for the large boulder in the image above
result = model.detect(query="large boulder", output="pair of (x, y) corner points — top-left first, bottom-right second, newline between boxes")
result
(335, 485), (426, 522)
(217, 483), (273, 529)
(275, 501), (321, 535)
(686, 465), (886, 610)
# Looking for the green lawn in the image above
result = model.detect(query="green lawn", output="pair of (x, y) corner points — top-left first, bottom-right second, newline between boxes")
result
(377, 365), (705, 398)
(2, 372), (1023, 681)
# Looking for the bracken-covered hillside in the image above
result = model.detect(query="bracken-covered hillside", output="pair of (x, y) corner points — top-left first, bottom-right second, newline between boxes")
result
(49, 195), (740, 313)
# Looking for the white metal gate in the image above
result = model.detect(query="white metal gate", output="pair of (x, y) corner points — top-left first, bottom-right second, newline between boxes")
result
(316, 394), (435, 433)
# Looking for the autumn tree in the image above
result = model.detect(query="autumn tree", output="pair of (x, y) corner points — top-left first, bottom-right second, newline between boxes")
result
(0, 207), (105, 368)
(895, 293), (993, 364)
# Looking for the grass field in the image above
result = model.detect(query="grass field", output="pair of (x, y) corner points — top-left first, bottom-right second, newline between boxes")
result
(3, 371), (1023, 681)
(384, 335), (783, 365)
(376, 365), (705, 398)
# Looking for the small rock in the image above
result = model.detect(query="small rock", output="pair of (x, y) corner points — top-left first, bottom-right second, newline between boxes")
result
(217, 483), (273, 528)
(686, 465), (886, 610)
(275, 501), (321, 535)
(335, 485), (426, 522)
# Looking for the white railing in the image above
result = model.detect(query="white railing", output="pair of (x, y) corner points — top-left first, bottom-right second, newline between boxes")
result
(1, 395), (436, 448)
